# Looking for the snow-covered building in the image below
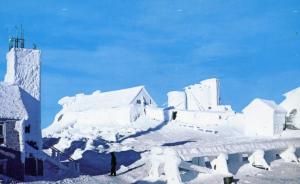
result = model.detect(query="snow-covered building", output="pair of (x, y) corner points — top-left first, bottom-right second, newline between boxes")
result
(242, 98), (286, 137)
(0, 46), (43, 180)
(167, 78), (234, 124)
(280, 87), (300, 129)
(168, 78), (231, 112)
(48, 86), (157, 130)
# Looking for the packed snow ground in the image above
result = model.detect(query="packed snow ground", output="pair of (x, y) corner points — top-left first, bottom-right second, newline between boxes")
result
(40, 114), (300, 184)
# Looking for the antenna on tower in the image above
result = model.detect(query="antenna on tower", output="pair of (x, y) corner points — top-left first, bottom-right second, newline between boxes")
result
(8, 24), (25, 51)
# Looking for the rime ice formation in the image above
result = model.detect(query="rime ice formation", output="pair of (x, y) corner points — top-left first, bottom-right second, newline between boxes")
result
(147, 147), (164, 181)
(280, 87), (300, 129)
(0, 83), (28, 119)
(167, 78), (234, 125)
(167, 91), (187, 110)
(5, 48), (41, 100)
(163, 148), (183, 184)
(211, 153), (232, 176)
(147, 147), (182, 184)
(2, 48), (42, 154)
(44, 86), (157, 136)
(248, 150), (270, 170)
(280, 146), (299, 163)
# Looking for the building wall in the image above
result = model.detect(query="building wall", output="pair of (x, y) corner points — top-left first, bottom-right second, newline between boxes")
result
(4, 48), (42, 152)
(5, 48), (41, 100)
(183, 78), (220, 111)
(167, 91), (186, 110)
(173, 110), (233, 125)
(4, 121), (20, 151)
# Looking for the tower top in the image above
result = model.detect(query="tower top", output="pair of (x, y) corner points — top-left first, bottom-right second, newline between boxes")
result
(8, 25), (25, 51)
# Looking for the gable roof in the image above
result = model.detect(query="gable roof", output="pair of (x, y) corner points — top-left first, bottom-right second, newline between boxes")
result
(59, 86), (156, 111)
(0, 83), (28, 119)
(243, 98), (286, 114)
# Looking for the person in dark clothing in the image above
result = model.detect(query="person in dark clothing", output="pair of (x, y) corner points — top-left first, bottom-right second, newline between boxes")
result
(110, 152), (117, 176)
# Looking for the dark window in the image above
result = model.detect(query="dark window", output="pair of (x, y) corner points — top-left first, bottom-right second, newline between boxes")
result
(0, 124), (4, 144)
(25, 125), (31, 133)
(136, 100), (141, 104)
(0, 124), (3, 136)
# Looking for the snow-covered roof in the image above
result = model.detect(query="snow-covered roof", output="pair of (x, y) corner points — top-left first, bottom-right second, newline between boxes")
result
(243, 98), (286, 114)
(59, 86), (155, 111)
(283, 87), (300, 97)
(0, 83), (28, 119)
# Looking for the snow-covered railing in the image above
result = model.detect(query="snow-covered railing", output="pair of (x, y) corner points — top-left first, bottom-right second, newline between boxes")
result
(176, 137), (300, 160)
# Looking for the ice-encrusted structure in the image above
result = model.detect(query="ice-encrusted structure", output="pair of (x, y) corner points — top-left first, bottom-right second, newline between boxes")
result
(248, 150), (270, 170)
(242, 98), (286, 136)
(5, 48), (41, 100)
(147, 147), (182, 184)
(44, 86), (157, 136)
(0, 48), (42, 179)
(279, 146), (299, 163)
(211, 153), (232, 175)
(167, 78), (234, 124)
(280, 87), (300, 129)
(2, 48), (42, 153)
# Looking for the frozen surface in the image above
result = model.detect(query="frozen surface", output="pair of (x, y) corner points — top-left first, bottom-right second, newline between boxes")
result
(0, 83), (27, 119)
(39, 85), (300, 184)
(5, 48), (41, 100)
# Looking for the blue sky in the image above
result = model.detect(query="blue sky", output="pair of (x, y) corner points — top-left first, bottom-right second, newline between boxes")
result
(0, 0), (299, 129)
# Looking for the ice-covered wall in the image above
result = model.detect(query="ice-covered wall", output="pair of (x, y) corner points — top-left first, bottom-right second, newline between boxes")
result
(145, 107), (165, 121)
(184, 78), (220, 111)
(173, 110), (234, 125)
(4, 48), (42, 152)
(167, 91), (186, 110)
(5, 48), (41, 100)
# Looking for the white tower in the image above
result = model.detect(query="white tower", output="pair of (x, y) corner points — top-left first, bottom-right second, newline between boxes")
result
(4, 48), (42, 150)
(5, 48), (41, 100)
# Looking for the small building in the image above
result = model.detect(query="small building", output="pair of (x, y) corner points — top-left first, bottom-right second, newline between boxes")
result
(167, 78), (234, 124)
(242, 98), (286, 137)
(280, 87), (300, 129)
(168, 78), (232, 112)
(0, 44), (43, 180)
(55, 86), (157, 125)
